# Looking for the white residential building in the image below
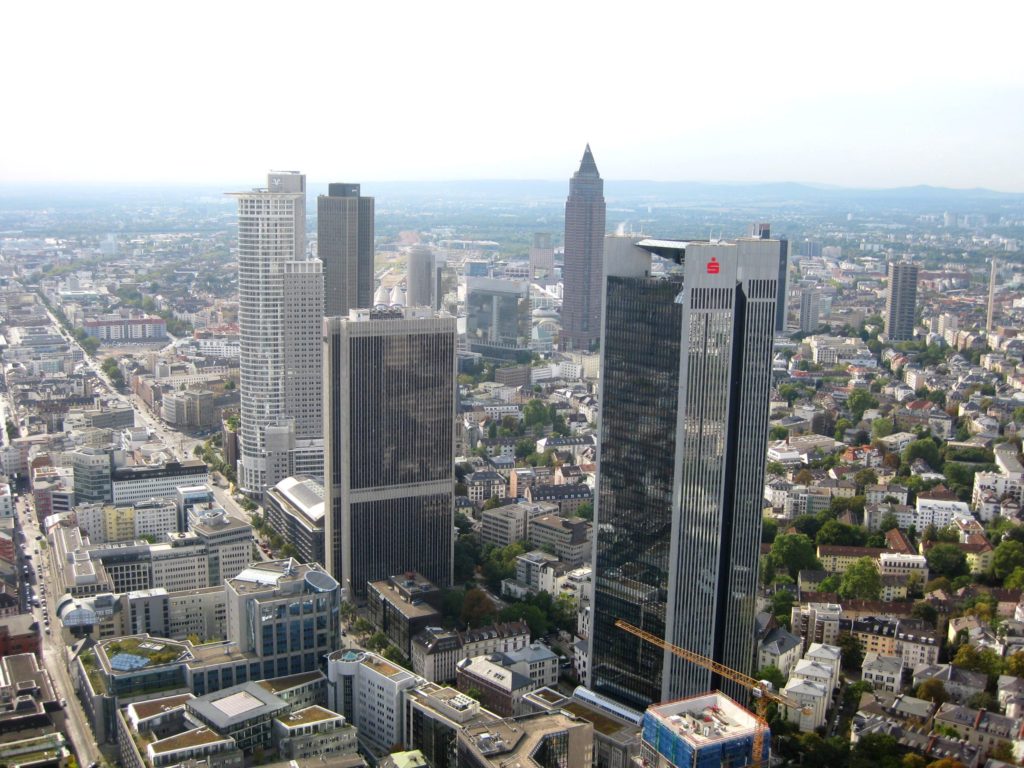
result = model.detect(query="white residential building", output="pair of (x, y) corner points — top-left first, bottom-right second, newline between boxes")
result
(862, 654), (904, 693)
(783, 678), (829, 732)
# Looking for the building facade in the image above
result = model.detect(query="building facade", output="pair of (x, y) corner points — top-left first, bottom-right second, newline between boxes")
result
(324, 307), (456, 599)
(561, 145), (605, 351)
(589, 235), (780, 709)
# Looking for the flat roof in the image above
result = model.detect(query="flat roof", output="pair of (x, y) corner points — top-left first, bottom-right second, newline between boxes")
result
(212, 690), (263, 718)
(646, 692), (759, 746)
(276, 705), (341, 727)
(149, 727), (226, 755)
(255, 670), (323, 694)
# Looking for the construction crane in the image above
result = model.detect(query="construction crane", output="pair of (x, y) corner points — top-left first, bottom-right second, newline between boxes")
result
(616, 619), (811, 766)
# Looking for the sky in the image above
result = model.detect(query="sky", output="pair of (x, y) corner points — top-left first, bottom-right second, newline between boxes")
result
(2, 1), (1023, 191)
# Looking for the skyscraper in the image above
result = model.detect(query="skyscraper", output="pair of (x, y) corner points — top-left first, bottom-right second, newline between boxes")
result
(588, 234), (781, 710)
(230, 171), (324, 495)
(324, 306), (456, 600)
(987, 258), (998, 333)
(561, 145), (606, 351)
(407, 245), (439, 310)
(751, 223), (789, 333)
(883, 261), (919, 342)
(318, 183), (375, 317)
(799, 286), (821, 334)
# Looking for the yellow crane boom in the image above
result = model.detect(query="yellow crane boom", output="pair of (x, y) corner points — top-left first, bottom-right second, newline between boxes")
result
(616, 619), (810, 766)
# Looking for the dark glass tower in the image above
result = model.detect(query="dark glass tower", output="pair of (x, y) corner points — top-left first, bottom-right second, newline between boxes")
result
(589, 235), (781, 710)
(561, 145), (606, 351)
(324, 307), (456, 600)
(318, 183), (375, 317)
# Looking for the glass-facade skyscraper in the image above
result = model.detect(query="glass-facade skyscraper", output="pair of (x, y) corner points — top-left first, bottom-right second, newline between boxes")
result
(588, 234), (781, 710)
(318, 183), (374, 318)
(323, 306), (457, 600)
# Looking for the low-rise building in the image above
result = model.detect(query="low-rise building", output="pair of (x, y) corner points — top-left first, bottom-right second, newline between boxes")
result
(411, 622), (530, 684)
(861, 654), (904, 693)
(528, 514), (591, 567)
(367, 574), (443, 660)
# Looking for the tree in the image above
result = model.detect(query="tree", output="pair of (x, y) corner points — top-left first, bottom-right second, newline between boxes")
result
(756, 665), (786, 691)
(902, 755), (927, 768)
(770, 590), (795, 627)
(798, 733), (850, 768)
(903, 438), (941, 470)
(1006, 651), (1024, 677)
(769, 426), (789, 440)
(926, 759), (966, 768)
(854, 468), (879, 489)
(794, 469), (815, 485)
(989, 741), (1015, 763)
(850, 732), (900, 768)
(878, 511), (900, 533)
(461, 588), (497, 627)
(966, 691), (997, 710)
(836, 632), (864, 672)
(766, 461), (785, 477)
(817, 520), (867, 547)
(499, 602), (549, 637)
(575, 501), (593, 522)
(872, 418), (895, 440)
(848, 390), (880, 422)
(762, 517), (778, 544)
(834, 418), (854, 441)
(952, 645), (1003, 678)
(926, 543), (968, 579)
(839, 557), (883, 600)
(993, 539), (1024, 581)
(366, 631), (389, 651)
(768, 534), (821, 579)
(913, 606), (937, 626)
(916, 677), (949, 704)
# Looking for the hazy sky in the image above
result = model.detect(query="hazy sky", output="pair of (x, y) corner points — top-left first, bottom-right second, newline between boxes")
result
(3, 1), (1023, 190)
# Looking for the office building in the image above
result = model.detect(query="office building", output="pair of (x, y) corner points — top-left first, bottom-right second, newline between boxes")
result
(465, 277), (531, 360)
(71, 446), (112, 503)
(589, 235), (780, 709)
(884, 261), (919, 341)
(529, 232), (555, 282)
(264, 475), (326, 567)
(224, 559), (340, 679)
(561, 145), (605, 351)
(324, 306), (456, 599)
(326, 649), (425, 756)
(230, 171), (325, 495)
(457, 711), (593, 768)
(319, 183), (374, 317)
(799, 287), (821, 334)
(407, 246), (441, 310)
(111, 459), (210, 505)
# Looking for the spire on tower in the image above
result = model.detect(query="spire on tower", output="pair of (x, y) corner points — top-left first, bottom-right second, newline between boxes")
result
(577, 144), (600, 177)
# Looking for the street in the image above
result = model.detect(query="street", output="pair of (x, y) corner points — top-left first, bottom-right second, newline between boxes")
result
(17, 495), (103, 768)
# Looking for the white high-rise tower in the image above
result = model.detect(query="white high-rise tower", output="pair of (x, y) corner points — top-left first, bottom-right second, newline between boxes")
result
(230, 171), (324, 495)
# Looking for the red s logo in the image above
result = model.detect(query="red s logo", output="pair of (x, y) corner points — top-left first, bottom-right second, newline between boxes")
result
(707, 257), (720, 274)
